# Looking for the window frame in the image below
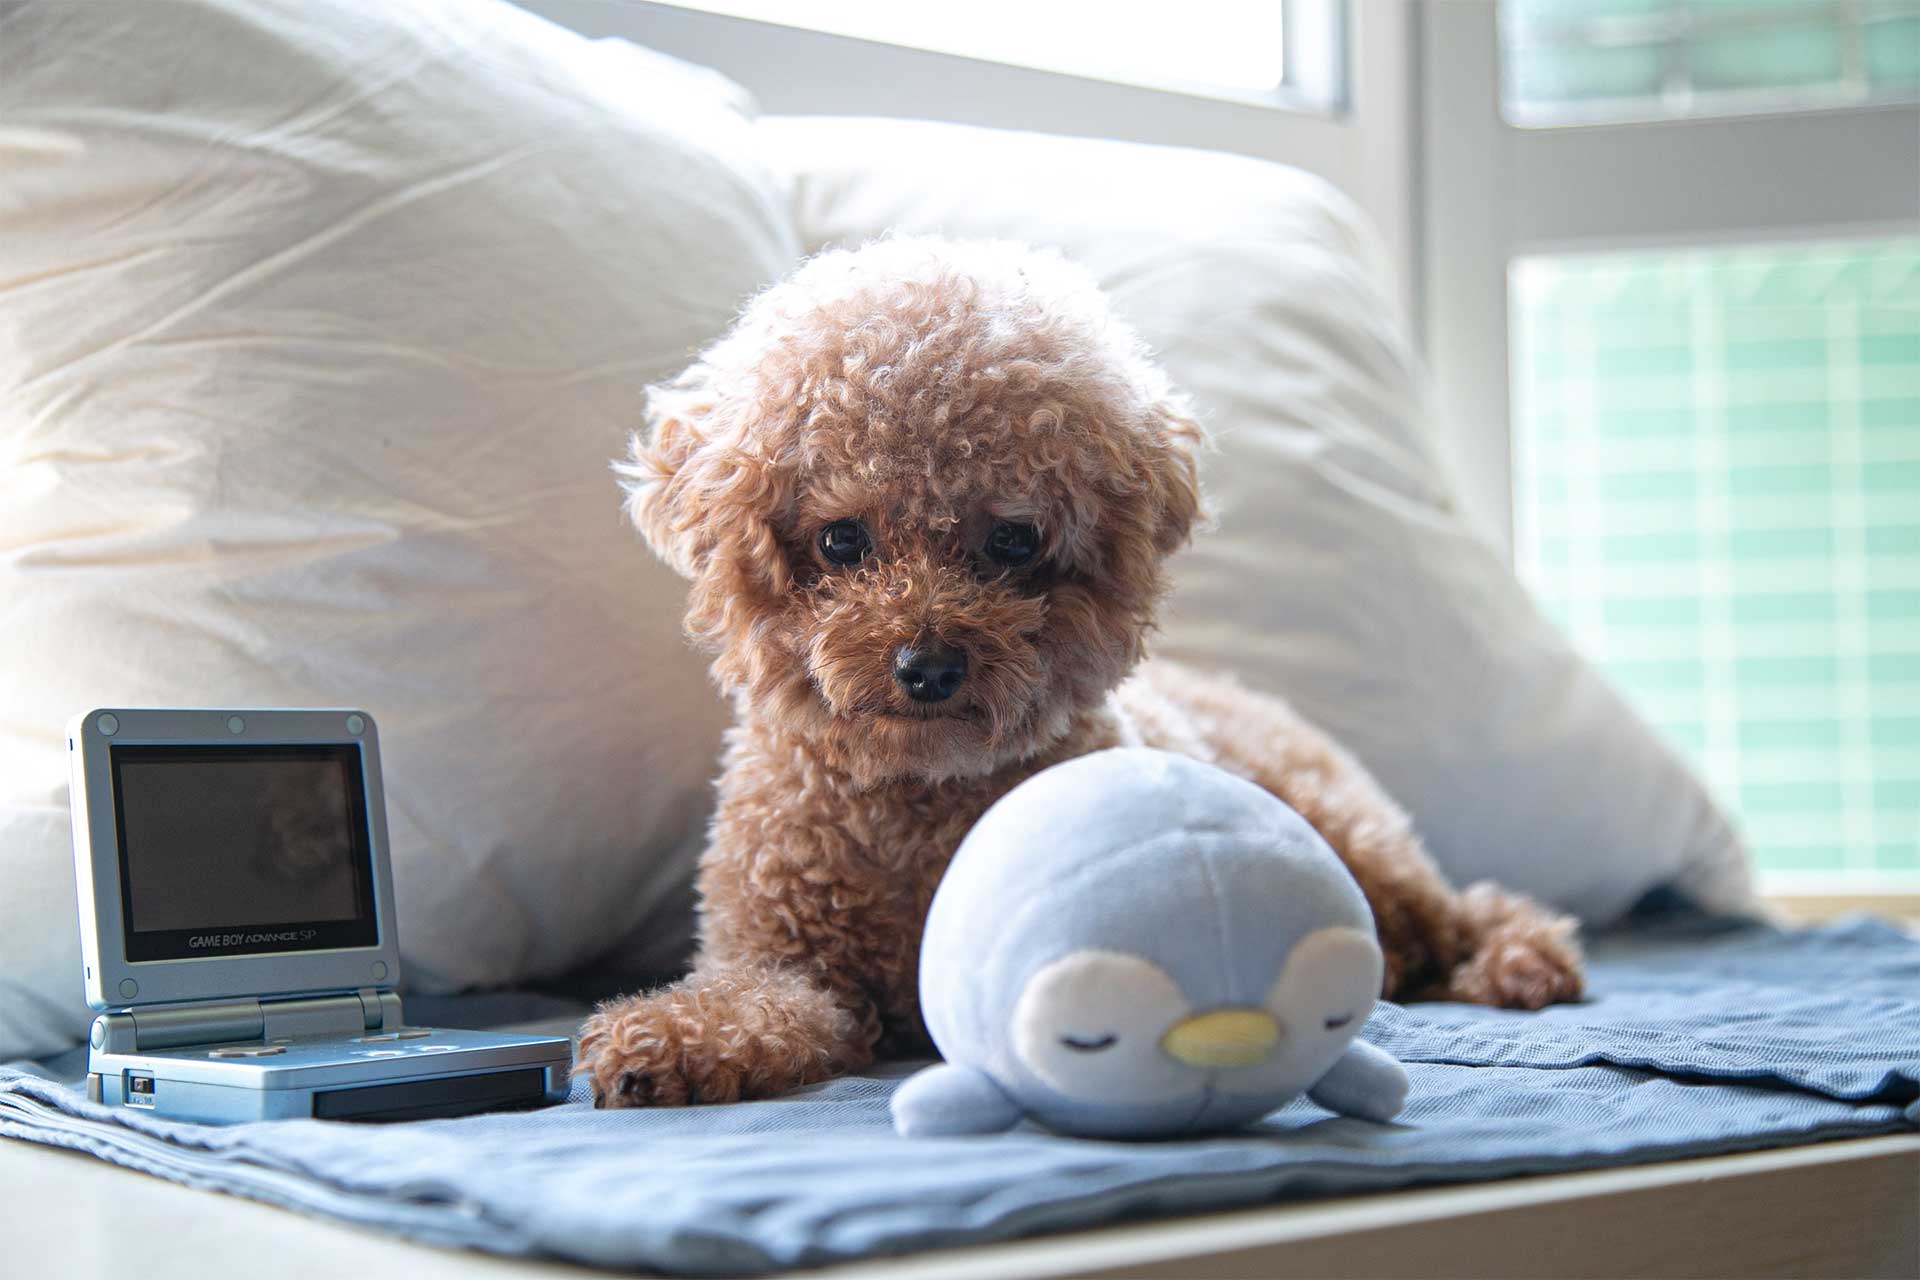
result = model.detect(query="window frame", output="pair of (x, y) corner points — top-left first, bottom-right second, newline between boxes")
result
(1418, 2), (1920, 554)
(1498, 0), (1920, 129)
(632, 0), (1347, 113)
(513, 0), (1417, 319)
(1420, 2), (1920, 901)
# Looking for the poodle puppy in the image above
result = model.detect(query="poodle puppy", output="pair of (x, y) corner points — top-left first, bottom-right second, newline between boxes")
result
(577, 238), (1583, 1108)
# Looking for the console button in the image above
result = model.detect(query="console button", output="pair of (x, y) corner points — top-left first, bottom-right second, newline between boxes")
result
(357, 1033), (398, 1042)
(396, 1029), (431, 1039)
(209, 1045), (285, 1058)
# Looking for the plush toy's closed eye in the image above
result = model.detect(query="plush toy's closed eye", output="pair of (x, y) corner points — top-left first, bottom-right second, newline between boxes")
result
(1265, 926), (1383, 1046)
(1011, 950), (1195, 1104)
(1060, 1033), (1116, 1051)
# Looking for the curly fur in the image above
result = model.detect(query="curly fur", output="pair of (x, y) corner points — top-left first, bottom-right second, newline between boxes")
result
(577, 238), (1583, 1108)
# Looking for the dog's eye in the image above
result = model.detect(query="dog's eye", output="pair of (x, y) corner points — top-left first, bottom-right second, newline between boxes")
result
(984, 520), (1040, 568)
(818, 520), (872, 566)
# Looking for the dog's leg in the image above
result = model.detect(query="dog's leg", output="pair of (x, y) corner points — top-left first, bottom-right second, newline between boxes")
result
(1415, 881), (1587, 1008)
(1127, 662), (1584, 1009)
(574, 962), (876, 1107)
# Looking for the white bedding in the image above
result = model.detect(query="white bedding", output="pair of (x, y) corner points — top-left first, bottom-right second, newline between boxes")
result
(0, 0), (795, 1058)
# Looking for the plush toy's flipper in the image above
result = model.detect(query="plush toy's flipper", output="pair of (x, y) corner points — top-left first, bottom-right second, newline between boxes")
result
(891, 1063), (1024, 1137)
(1307, 1039), (1409, 1123)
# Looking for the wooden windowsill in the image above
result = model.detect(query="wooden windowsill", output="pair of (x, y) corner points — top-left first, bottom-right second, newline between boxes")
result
(1763, 891), (1920, 928)
(2, 1128), (1914, 1279)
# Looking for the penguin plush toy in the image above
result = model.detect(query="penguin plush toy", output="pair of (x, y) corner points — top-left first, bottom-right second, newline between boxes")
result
(892, 748), (1410, 1139)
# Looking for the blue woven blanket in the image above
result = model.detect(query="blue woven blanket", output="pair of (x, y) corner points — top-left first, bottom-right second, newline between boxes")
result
(2, 915), (1915, 1275)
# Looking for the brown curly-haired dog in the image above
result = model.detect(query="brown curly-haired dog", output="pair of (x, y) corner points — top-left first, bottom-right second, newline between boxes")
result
(577, 238), (1583, 1108)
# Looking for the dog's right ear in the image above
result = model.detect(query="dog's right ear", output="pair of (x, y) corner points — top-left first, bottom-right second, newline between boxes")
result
(614, 375), (797, 663)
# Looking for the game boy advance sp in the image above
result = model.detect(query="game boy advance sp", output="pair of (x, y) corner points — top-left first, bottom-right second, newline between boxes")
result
(68, 707), (571, 1124)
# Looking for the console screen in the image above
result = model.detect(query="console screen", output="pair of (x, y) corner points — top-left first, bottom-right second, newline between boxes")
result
(110, 744), (378, 961)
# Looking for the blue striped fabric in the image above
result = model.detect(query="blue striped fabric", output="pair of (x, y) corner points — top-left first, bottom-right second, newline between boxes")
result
(2, 914), (1914, 1276)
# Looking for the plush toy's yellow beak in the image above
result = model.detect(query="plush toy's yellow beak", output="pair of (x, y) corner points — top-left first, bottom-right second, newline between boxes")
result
(1160, 1008), (1281, 1068)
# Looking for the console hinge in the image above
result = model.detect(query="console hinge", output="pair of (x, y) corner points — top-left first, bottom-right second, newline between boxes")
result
(103, 989), (405, 1052)
(356, 987), (403, 1032)
(118, 999), (266, 1052)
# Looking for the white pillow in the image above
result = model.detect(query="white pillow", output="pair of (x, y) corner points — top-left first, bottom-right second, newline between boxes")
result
(761, 116), (1754, 925)
(0, 0), (799, 1059)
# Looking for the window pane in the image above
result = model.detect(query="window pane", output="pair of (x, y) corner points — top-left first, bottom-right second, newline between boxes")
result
(1869, 15), (1920, 84)
(1502, 0), (1920, 125)
(1513, 239), (1920, 886)
(652, 1), (1287, 94)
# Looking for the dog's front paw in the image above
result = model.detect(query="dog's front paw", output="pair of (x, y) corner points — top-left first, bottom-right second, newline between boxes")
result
(1439, 884), (1586, 1010)
(573, 969), (865, 1107)
(573, 1002), (719, 1108)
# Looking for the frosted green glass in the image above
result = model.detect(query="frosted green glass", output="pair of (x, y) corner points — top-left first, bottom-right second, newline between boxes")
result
(1504, 0), (1920, 118)
(1689, 23), (1843, 90)
(1509, 43), (1670, 102)
(1735, 655), (1841, 683)
(1514, 238), (1920, 882)
(1605, 596), (1705, 626)
(1865, 17), (1920, 84)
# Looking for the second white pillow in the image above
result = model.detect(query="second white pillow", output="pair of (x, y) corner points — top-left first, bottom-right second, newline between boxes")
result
(762, 115), (1754, 924)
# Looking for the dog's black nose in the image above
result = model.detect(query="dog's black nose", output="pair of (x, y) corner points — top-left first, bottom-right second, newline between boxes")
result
(893, 641), (968, 703)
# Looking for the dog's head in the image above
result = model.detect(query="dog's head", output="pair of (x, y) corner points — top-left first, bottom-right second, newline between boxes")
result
(619, 238), (1203, 786)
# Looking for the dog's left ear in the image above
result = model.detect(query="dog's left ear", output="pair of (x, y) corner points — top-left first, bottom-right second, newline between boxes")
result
(1144, 393), (1206, 556)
